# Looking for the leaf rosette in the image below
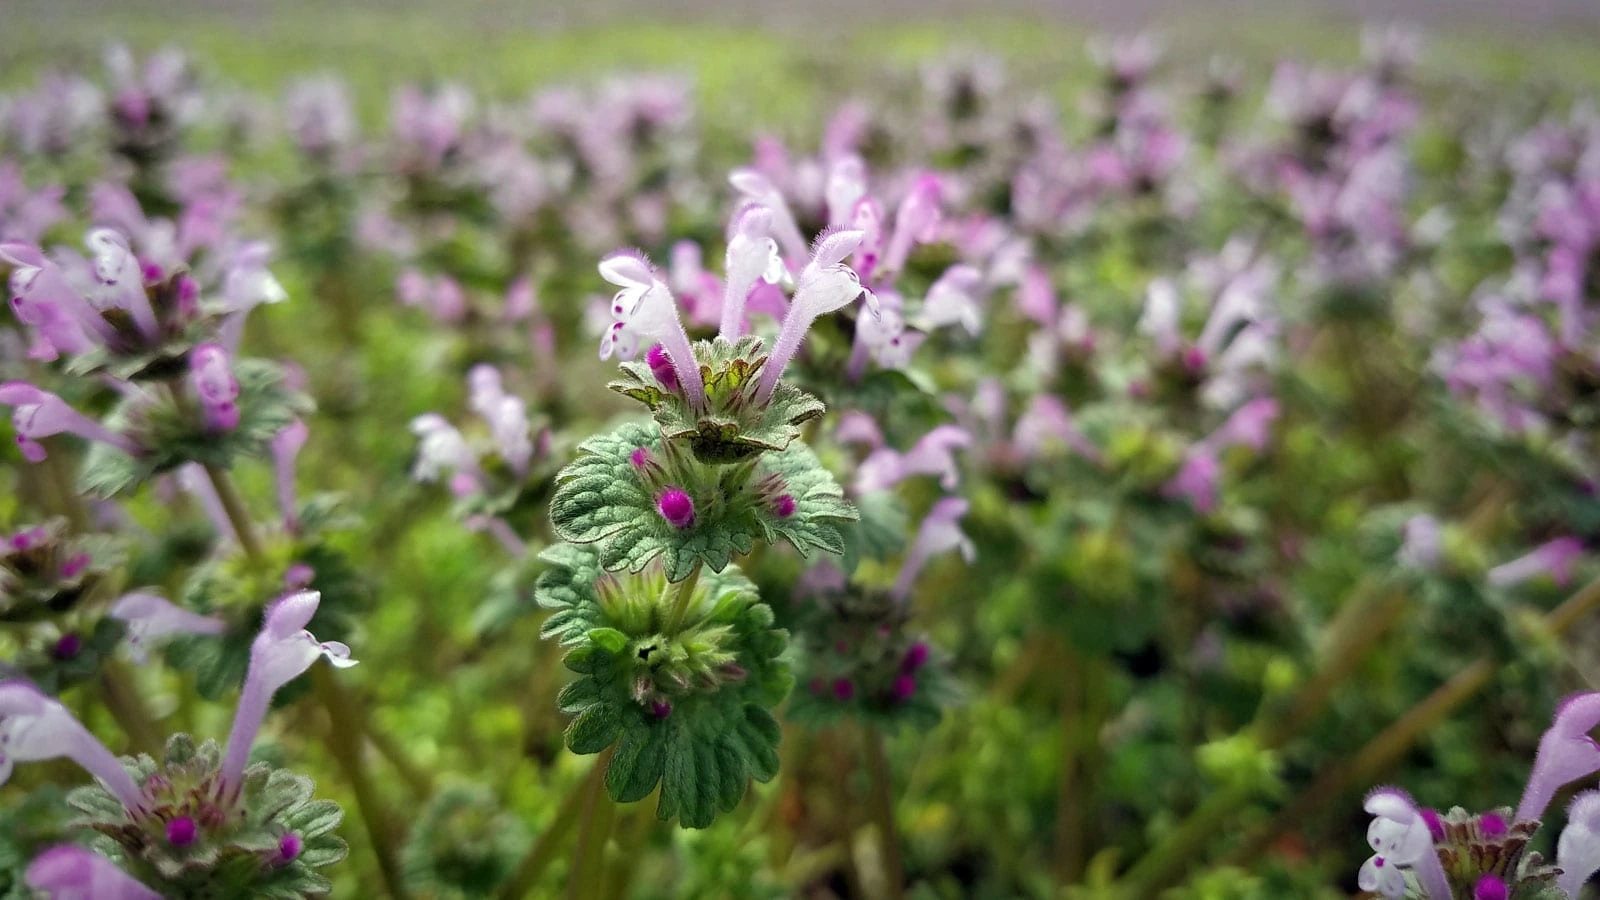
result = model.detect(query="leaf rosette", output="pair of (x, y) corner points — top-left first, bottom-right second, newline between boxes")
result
(550, 420), (857, 582)
(535, 545), (791, 828)
(609, 336), (824, 465)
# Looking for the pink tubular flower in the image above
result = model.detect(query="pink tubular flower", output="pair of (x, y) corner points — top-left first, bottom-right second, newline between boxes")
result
(729, 169), (809, 265)
(271, 420), (309, 531)
(598, 251), (704, 413)
(1557, 791), (1600, 898)
(0, 681), (146, 812)
(108, 591), (226, 663)
(657, 488), (695, 529)
(855, 425), (972, 494)
(1358, 787), (1450, 899)
(1488, 537), (1585, 589)
(882, 173), (942, 276)
(755, 229), (868, 406)
(26, 845), (161, 900)
(1516, 692), (1600, 824)
(718, 205), (785, 341)
(190, 344), (241, 432)
(220, 591), (357, 795)
(0, 381), (140, 462)
(1014, 396), (1103, 464)
(891, 498), (975, 602)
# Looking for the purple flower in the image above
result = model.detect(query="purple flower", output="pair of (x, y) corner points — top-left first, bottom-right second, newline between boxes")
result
(646, 344), (679, 391)
(756, 230), (869, 405)
(718, 206), (785, 341)
(1013, 396), (1103, 464)
(0, 681), (146, 812)
(0, 382), (140, 462)
(921, 265), (986, 336)
(729, 169), (809, 266)
(1398, 515), (1443, 573)
(1472, 875), (1507, 900)
(409, 414), (476, 483)
(166, 815), (198, 846)
(109, 591), (226, 663)
(467, 366), (533, 476)
(1488, 537), (1585, 589)
(271, 421), (309, 531)
(1557, 791), (1600, 897)
(773, 495), (797, 518)
(891, 498), (975, 602)
(1516, 692), (1600, 824)
(1164, 450), (1222, 512)
(901, 642), (930, 673)
(855, 425), (971, 494)
(598, 251), (704, 413)
(657, 488), (695, 529)
(220, 591), (357, 795)
(891, 675), (917, 703)
(26, 845), (160, 900)
(190, 344), (241, 432)
(1358, 787), (1450, 899)
(882, 174), (942, 277)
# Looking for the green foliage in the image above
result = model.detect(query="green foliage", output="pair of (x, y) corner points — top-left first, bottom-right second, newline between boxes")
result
(550, 420), (857, 581)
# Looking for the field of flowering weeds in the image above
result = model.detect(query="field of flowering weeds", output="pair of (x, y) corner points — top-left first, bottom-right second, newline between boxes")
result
(4, 12), (1600, 900)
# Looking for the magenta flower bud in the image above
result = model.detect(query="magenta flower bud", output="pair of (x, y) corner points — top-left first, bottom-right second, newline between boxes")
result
(1473, 875), (1507, 900)
(651, 700), (673, 719)
(657, 488), (695, 529)
(60, 553), (90, 579)
(902, 642), (929, 673)
(1419, 808), (1443, 841)
(630, 447), (654, 469)
(166, 816), (198, 846)
(51, 633), (82, 660)
(832, 678), (855, 701)
(891, 675), (917, 703)
(1479, 812), (1507, 836)
(774, 494), (796, 518)
(278, 833), (303, 864)
(646, 344), (679, 391)
(1182, 345), (1207, 372)
(283, 564), (315, 590)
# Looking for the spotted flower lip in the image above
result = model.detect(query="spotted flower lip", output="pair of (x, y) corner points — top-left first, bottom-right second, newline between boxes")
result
(0, 381), (141, 462)
(598, 250), (705, 413)
(1357, 787), (1450, 899)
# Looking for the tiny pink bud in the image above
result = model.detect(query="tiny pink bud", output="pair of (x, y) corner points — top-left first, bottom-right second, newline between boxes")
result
(278, 832), (302, 863)
(630, 447), (654, 469)
(901, 642), (929, 673)
(1474, 875), (1507, 900)
(646, 344), (679, 391)
(51, 633), (82, 660)
(141, 262), (163, 283)
(1420, 807), (1444, 841)
(283, 563), (315, 589)
(60, 553), (90, 578)
(891, 675), (917, 703)
(774, 494), (796, 518)
(1182, 345), (1207, 372)
(167, 816), (198, 846)
(651, 700), (673, 719)
(1479, 812), (1507, 836)
(832, 678), (855, 701)
(657, 488), (695, 529)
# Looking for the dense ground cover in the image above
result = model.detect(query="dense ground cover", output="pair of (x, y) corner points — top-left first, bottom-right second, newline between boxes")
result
(3, 14), (1600, 900)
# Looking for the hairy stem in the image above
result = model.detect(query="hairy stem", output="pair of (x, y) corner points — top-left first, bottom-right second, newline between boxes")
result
(201, 463), (266, 564)
(99, 658), (162, 756)
(312, 665), (411, 900)
(568, 746), (618, 900)
(862, 725), (905, 900)
(497, 751), (608, 900)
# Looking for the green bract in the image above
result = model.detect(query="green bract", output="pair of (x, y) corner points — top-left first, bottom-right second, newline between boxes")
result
(537, 544), (791, 828)
(549, 420), (857, 582)
(609, 335), (824, 464)
(78, 359), (313, 498)
(66, 734), (347, 899)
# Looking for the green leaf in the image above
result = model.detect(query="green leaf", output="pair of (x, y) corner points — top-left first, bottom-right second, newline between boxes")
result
(587, 627), (629, 654)
(566, 705), (624, 755)
(284, 799), (345, 839)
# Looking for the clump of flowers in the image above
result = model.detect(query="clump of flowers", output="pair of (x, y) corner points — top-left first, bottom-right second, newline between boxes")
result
(4, 591), (353, 897)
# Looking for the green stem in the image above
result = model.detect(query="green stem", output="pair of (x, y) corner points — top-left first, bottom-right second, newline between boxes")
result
(99, 659), (162, 756)
(41, 447), (89, 533)
(312, 666), (411, 900)
(663, 561), (705, 634)
(1053, 648), (1085, 885)
(496, 751), (609, 900)
(201, 463), (266, 564)
(862, 725), (904, 900)
(568, 747), (618, 900)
